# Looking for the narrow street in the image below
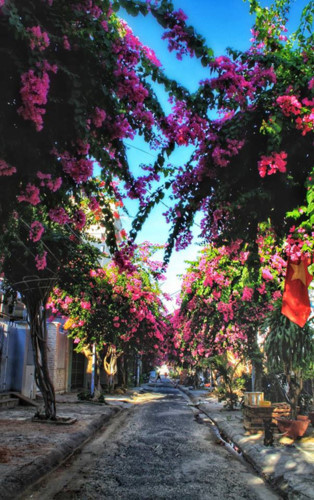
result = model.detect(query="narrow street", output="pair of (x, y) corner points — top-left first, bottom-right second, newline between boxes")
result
(23, 384), (280, 500)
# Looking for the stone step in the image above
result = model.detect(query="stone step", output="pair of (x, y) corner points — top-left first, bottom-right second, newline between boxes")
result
(0, 392), (38, 408)
(0, 397), (19, 409)
(0, 392), (16, 401)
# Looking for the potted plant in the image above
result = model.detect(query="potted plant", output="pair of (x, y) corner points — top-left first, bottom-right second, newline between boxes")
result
(262, 303), (313, 439)
(210, 355), (245, 410)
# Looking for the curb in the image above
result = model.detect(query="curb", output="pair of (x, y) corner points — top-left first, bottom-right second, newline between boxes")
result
(178, 386), (314, 500)
(0, 406), (120, 500)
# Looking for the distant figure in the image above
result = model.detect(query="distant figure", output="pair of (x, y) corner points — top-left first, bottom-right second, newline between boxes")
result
(156, 372), (161, 382)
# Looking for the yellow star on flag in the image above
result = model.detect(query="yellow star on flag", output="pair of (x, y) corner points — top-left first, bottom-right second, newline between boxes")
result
(291, 261), (307, 286)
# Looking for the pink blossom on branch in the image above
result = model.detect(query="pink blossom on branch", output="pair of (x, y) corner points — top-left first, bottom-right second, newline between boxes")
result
(258, 151), (287, 177)
(295, 110), (314, 136)
(204, 56), (276, 108)
(162, 9), (194, 60)
(285, 226), (314, 261)
(61, 154), (94, 183)
(72, 209), (86, 230)
(92, 107), (106, 128)
(261, 268), (274, 281)
(37, 171), (62, 192)
(242, 286), (254, 301)
(80, 300), (91, 310)
(35, 251), (47, 271)
(212, 139), (245, 167)
(17, 184), (40, 205)
(88, 196), (100, 212)
(27, 26), (50, 51)
(48, 207), (70, 225)
(276, 95), (301, 117)
(63, 35), (71, 50)
(29, 221), (45, 242)
(0, 159), (16, 176)
(18, 68), (51, 131)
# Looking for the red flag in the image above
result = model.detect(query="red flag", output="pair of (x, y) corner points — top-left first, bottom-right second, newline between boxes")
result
(281, 258), (313, 327)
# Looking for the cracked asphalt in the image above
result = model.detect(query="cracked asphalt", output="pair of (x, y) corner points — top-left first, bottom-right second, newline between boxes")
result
(23, 386), (279, 500)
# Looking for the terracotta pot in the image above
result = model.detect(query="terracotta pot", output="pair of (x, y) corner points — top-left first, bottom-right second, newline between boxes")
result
(308, 411), (314, 426)
(297, 415), (309, 421)
(276, 416), (310, 440)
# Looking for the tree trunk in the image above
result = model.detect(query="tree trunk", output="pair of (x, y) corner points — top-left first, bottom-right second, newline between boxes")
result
(248, 331), (264, 391)
(125, 354), (129, 387)
(103, 345), (122, 393)
(26, 297), (56, 419)
(286, 368), (303, 420)
(117, 354), (126, 388)
(194, 367), (201, 389)
(96, 350), (102, 392)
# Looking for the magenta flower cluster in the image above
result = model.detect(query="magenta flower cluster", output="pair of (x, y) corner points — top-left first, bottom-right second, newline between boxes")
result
(161, 9), (194, 60)
(29, 221), (45, 242)
(37, 171), (62, 192)
(57, 151), (94, 184)
(258, 151), (287, 177)
(35, 251), (47, 271)
(27, 26), (50, 51)
(0, 159), (16, 176)
(18, 62), (57, 131)
(17, 184), (41, 205)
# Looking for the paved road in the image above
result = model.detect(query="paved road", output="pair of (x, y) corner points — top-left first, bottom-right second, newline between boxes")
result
(24, 386), (280, 500)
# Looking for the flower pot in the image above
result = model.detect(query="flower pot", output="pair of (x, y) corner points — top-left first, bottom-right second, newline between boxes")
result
(276, 416), (310, 440)
(297, 415), (309, 421)
(309, 411), (314, 426)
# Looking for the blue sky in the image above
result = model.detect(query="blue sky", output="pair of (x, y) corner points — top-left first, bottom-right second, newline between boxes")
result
(117, 0), (308, 307)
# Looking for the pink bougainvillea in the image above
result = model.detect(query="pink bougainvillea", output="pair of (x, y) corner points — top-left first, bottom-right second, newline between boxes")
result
(295, 109), (314, 135)
(61, 154), (94, 183)
(261, 268), (274, 281)
(80, 300), (91, 310)
(35, 251), (47, 270)
(29, 221), (45, 242)
(0, 159), (16, 176)
(72, 209), (86, 230)
(258, 151), (287, 177)
(27, 26), (50, 51)
(242, 286), (254, 301)
(63, 35), (71, 50)
(276, 95), (301, 117)
(18, 70), (49, 131)
(17, 184), (40, 205)
(48, 207), (70, 224)
(172, 229), (287, 364)
(162, 9), (194, 60)
(285, 226), (314, 262)
(92, 107), (106, 128)
(37, 171), (62, 192)
(48, 242), (170, 362)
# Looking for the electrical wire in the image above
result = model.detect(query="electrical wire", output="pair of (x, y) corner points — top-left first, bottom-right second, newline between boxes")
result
(125, 142), (157, 158)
